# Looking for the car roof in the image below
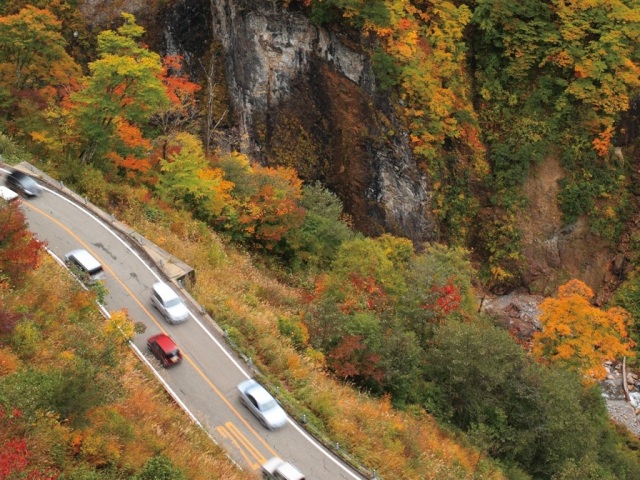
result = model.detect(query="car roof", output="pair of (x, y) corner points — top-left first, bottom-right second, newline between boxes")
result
(9, 170), (35, 183)
(67, 249), (102, 271)
(152, 281), (179, 300)
(9, 170), (27, 179)
(0, 186), (18, 201)
(262, 457), (304, 480)
(276, 462), (304, 480)
(150, 334), (178, 353)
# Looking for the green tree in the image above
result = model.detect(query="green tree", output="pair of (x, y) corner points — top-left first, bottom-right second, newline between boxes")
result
(552, 457), (616, 480)
(71, 13), (168, 170)
(329, 236), (407, 298)
(134, 455), (186, 480)
(157, 132), (233, 219)
(285, 182), (355, 271)
(396, 244), (475, 343)
(424, 317), (640, 478)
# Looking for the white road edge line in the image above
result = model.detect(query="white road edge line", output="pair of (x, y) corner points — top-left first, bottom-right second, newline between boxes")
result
(9, 172), (364, 480)
(27, 178), (251, 378)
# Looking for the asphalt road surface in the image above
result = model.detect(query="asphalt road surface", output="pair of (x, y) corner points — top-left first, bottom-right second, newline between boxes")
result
(3, 169), (367, 480)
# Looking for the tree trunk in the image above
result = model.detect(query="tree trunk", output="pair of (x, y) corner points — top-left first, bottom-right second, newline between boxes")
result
(623, 356), (631, 403)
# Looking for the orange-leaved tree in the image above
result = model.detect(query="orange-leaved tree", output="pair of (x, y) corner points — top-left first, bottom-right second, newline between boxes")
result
(533, 279), (635, 380)
(154, 55), (201, 149)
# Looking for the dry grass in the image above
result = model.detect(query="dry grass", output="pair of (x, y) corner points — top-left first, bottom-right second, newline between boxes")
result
(117, 201), (507, 480)
(113, 362), (250, 480)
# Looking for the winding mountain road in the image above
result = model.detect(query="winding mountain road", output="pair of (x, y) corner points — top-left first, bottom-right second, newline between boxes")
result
(2, 167), (367, 480)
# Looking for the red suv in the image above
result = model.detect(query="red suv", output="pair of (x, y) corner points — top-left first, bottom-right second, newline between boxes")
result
(147, 333), (183, 367)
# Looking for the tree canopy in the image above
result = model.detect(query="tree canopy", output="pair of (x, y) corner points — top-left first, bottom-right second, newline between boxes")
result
(533, 279), (636, 380)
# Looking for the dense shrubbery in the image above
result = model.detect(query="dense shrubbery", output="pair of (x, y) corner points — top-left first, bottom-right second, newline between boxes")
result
(300, 233), (640, 477)
(299, 0), (640, 289)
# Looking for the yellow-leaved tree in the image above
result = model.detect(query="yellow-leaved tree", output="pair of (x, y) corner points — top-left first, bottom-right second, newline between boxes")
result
(533, 279), (635, 380)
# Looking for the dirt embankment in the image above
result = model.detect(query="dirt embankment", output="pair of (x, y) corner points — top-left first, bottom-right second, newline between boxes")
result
(519, 156), (612, 298)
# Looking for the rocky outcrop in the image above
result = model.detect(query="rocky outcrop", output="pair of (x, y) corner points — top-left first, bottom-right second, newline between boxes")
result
(519, 156), (613, 297)
(209, 0), (436, 242)
(74, 0), (436, 243)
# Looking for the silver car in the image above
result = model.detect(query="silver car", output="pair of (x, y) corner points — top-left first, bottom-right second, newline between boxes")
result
(237, 379), (287, 430)
(150, 281), (189, 324)
(64, 249), (106, 284)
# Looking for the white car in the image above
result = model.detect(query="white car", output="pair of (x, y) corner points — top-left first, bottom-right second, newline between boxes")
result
(237, 379), (287, 430)
(151, 281), (189, 324)
(261, 457), (305, 480)
(0, 186), (18, 202)
(64, 249), (106, 284)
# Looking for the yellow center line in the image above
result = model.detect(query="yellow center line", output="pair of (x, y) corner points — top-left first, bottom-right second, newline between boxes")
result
(225, 421), (268, 467)
(217, 423), (262, 469)
(24, 201), (279, 460)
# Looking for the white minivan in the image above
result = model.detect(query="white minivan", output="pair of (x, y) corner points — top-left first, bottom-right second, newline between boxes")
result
(64, 249), (106, 284)
(261, 457), (305, 480)
(151, 281), (189, 324)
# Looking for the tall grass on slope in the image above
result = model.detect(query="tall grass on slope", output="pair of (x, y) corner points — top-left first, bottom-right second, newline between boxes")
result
(117, 193), (505, 480)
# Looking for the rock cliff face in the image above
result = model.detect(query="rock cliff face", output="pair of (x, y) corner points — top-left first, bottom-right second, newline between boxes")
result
(209, 0), (437, 242)
(76, 0), (626, 295)
(519, 157), (613, 297)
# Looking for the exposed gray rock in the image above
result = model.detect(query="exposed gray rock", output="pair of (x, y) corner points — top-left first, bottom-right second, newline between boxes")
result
(209, 0), (436, 243)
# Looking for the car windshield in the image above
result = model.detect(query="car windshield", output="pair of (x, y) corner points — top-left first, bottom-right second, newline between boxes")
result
(165, 297), (181, 308)
(166, 349), (179, 357)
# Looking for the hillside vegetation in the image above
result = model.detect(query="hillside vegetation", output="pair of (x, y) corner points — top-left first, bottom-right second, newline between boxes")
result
(1, 1), (640, 479)
(0, 202), (249, 479)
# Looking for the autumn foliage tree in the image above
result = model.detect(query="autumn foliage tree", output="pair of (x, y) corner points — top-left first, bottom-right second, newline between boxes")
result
(157, 132), (233, 219)
(152, 55), (202, 162)
(70, 13), (168, 172)
(0, 407), (58, 479)
(327, 334), (384, 383)
(0, 6), (81, 145)
(0, 6), (79, 94)
(533, 279), (636, 380)
(0, 201), (45, 286)
(217, 152), (305, 252)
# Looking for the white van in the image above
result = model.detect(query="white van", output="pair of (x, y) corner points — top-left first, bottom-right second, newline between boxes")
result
(261, 457), (305, 480)
(64, 249), (106, 284)
(0, 186), (18, 202)
(151, 281), (189, 324)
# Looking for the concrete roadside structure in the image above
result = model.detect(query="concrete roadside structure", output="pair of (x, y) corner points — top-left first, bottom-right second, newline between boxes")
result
(4, 160), (196, 289)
